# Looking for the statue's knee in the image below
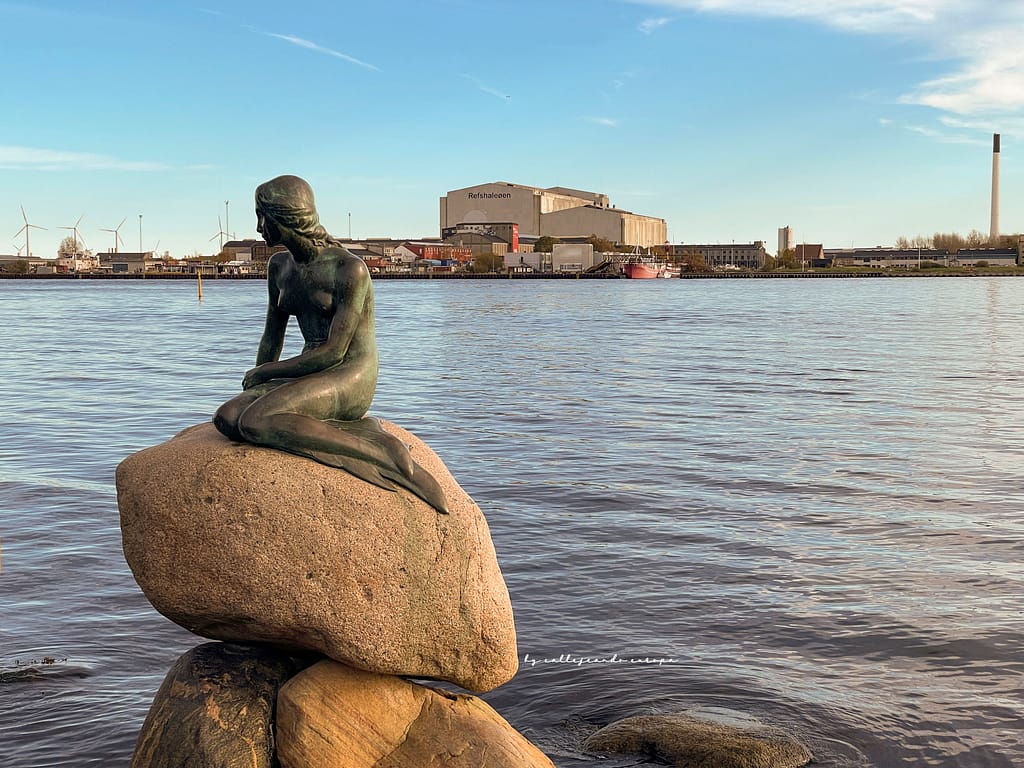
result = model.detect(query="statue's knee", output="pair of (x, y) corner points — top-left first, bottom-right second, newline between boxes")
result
(213, 403), (242, 441)
(236, 407), (268, 444)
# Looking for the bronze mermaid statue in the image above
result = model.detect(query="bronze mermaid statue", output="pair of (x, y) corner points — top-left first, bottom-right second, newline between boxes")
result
(213, 175), (447, 513)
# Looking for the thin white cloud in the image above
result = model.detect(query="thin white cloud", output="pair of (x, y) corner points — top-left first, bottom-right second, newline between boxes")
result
(905, 124), (987, 146)
(900, 28), (1024, 114)
(627, 0), (947, 33)
(0, 146), (167, 171)
(627, 1), (1024, 116)
(461, 74), (511, 100)
(639, 16), (673, 33)
(265, 33), (378, 71)
(584, 116), (619, 127)
(940, 114), (1024, 136)
(878, 117), (893, 126)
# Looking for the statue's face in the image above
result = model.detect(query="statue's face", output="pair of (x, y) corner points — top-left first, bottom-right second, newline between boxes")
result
(256, 208), (282, 247)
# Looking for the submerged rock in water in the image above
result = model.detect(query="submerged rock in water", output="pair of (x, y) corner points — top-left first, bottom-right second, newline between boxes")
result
(276, 660), (555, 768)
(0, 657), (88, 684)
(116, 421), (518, 693)
(131, 642), (310, 768)
(583, 711), (813, 768)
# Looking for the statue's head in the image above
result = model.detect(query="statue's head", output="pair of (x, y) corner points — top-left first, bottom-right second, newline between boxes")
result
(255, 175), (337, 246)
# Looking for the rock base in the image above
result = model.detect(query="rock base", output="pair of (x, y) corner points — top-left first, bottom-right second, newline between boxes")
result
(117, 421), (518, 692)
(276, 661), (555, 768)
(131, 643), (311, 768)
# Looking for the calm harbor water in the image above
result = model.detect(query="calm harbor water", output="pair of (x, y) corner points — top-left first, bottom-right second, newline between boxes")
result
(1, 277), (1022, 767)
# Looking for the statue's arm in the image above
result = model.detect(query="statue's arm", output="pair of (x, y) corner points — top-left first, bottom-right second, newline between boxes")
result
(255, 303), (288, 365)
(244, 257), (289, 389)
(248, 257), (369, 382)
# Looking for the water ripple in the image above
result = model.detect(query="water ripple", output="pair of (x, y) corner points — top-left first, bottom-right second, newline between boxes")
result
(1, 278), (1023, 766)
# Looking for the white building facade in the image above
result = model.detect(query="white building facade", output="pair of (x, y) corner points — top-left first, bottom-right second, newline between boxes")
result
(777, 226), (793, 256)
(440, 182), (666, 248)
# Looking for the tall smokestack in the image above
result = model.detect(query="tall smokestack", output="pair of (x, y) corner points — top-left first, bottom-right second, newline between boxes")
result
(990, 133), (1000, 243)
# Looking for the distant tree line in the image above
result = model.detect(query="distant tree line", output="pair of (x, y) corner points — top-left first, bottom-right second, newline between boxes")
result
(585, 234), (615, 252)
(533, 236), (560, 253)
(675, 251), (714, 273)
(58, 235), (86, 257)
(471, 252), (504, 273)
(761, 249), (797, 271)
(1, 260), (30, 274)
(534, 234), (634, 253)
(894, 230), (1022, 252)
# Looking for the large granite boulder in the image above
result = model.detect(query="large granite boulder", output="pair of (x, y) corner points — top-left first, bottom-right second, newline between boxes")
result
(276, 660), (555, 768)
(584, 712), (813, 768)
(117, 421), (517, 693)
(131, 642), (310, 768)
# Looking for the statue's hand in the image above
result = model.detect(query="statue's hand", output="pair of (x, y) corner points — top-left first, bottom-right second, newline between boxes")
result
(242, 366), (265, 390)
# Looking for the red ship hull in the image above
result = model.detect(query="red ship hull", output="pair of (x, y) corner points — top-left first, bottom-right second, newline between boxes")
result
(623, 261), (679, 279)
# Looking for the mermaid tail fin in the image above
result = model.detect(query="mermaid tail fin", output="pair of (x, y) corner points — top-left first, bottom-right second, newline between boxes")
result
(292, 446), (401, 492)
(381, 460), (450, 515)
(278, 417), (449, 514)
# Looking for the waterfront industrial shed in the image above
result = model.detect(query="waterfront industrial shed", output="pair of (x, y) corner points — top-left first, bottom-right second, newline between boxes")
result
(394, 241), (473, 266)
(953, 247), (1019, 266)
(222, 239), (288, 262)
(441, 229), (510, 260)
(667, 241), (769, 270)
(827, 247), (949, 268)
(440, 182), (667, 248)
(826, 246), (1020, 268)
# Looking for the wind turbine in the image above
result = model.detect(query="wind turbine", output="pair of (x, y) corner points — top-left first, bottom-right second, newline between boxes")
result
(100, 218), (127, 253)
(14, 206), (46, 258)
(209, 216), (229, 250)
(59, 214), (86, 255)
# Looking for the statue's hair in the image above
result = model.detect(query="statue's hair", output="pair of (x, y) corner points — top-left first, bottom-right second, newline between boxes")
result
(255, 175), (344, 247)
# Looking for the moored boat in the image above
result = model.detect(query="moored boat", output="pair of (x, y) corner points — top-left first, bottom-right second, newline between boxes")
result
(623, 255), (680, 279)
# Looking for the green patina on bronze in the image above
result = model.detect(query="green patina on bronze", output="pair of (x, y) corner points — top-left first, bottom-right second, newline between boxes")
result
(214, 175), (447, 513)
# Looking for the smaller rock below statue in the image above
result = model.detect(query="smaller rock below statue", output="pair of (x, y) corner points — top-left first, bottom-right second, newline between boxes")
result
(276, 661), (555, 768)
(131, 642), (312, 768)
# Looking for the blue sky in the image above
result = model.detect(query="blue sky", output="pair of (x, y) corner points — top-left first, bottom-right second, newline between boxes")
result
(2, 0), (1022, 259)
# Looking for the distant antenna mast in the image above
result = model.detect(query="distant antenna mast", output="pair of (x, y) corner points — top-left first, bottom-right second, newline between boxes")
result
(100, 218), (127, 253)
(59, 213), (86, 255)
(15, 206), (46, 259)
(225, 200), (232, 241)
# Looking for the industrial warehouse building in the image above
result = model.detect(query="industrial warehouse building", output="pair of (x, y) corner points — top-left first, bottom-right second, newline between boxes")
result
(440, 182), (666, 248)
(826, 247), (949, 269)
(667, 241), (769, 270)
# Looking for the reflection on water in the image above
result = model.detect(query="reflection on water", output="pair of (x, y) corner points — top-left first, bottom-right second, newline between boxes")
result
(1, 278), (1022, 767)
